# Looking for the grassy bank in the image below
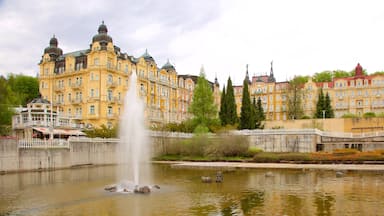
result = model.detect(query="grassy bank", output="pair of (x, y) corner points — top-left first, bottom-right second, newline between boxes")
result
(154, 149), (384, 164)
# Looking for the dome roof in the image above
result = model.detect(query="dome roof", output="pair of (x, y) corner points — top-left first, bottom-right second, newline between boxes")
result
(92, 21), (113, 43)
(49, 36), (58, 47)
(141, 49), (154, 61)
(44, 35), (63, 56)
(161, 59), (175, 70)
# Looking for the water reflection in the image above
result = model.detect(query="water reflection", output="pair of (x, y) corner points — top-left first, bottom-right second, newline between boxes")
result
(0, 165), (383, 215)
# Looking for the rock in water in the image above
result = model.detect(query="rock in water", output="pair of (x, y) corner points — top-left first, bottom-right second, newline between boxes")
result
(216, 171), (223, 183)
(104, 185), (117, 192)
(201, 176), (212, 183)
(134, 186), (151, 194)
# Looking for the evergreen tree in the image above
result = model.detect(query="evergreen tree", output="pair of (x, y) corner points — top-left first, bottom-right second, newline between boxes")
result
(189, 68), (218, 132)
(250, 97), (256, 129)
(225, 77), (238, 125)
(325, 92), (334, 118)
(315, 89), (325, 118)
(219, 85), (227, 125)
(255, 97), (265, 128)
(239, 79), (251, 129)
(0, 76), (14, 135)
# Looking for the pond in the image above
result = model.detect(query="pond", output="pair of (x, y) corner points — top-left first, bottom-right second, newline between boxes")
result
(0, 164), (383, 215)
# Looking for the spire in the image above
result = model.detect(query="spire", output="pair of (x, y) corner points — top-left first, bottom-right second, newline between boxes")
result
(245, 64), (251, 84)
(268, 60), (276, 82)
(214, 73), (219, 86)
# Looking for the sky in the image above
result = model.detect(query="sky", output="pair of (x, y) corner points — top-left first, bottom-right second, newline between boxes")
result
(1, 0), (384, 86)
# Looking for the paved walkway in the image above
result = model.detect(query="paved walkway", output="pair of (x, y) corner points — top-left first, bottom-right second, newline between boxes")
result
(155, 161), (384, 171)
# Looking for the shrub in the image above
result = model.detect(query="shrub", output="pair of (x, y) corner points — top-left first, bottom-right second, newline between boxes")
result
(341, 113), (357, 118)
(363, 112), (376, 118)
(332, 148), (359, 156)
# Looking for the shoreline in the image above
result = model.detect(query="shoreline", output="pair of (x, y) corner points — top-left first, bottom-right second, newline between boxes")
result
(153, 161), (384, 171)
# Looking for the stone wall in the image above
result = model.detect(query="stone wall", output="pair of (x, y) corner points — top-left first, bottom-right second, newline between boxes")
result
(0, 138), (19, 172)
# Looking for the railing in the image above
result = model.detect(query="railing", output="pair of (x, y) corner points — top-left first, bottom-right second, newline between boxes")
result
(12, 121), (83, 129)
(18, 139), (70, 149)
(235, 129), (384, 139)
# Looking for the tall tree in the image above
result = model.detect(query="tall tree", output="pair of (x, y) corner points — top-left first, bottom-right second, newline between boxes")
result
(225, 77), (238, 125)
(219, 85), (227, 125)
(315, 89), (325, 118)
(286, 76), (306, 119)
(324, 92), (334, 118)
(250, 97), (256, 129)
(189, 68), (218, 131)
(255, 97), (265, 128)
(239, 79), (251, 129)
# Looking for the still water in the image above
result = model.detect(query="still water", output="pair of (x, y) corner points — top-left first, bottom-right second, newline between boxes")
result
(0, 164), (383, 216)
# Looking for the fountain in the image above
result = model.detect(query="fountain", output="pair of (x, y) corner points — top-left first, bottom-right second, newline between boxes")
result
(106, 71), (155, 193)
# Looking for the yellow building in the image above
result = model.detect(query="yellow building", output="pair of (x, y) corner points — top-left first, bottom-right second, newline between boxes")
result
(234, 63), (384, 121)
(39, 22), (220, 129)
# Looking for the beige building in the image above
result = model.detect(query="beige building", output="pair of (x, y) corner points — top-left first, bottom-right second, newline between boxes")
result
(234, 63), (384, 121)
(39, 22), (220, 129)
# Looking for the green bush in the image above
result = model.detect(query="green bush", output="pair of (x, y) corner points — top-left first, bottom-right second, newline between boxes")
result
(341, 113), (357, 118)
(363, 112), (376, 118)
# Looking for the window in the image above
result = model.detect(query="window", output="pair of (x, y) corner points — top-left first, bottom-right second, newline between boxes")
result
(107, 58), (112, 69)
(89, 105), (95, 114)
(118, 77), (121, 85)
(107, 89), (113, 101)
(90, 89), (94, 97)
(108, 74), (113, 83)
(108, 106), (113, 115)
(68, 93), (71, 102)
(125, 64), (129, 73)
(94, 58), (99, 66)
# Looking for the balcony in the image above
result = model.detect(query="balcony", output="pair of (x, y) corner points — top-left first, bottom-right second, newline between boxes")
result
(148, 75), (156, 82)
(71, 99), (82, 105)
(54, 85), (65, 92)
(107, 113), (119, 119)
(107, 81), (118, 88)
(54, 101), (64, 106)
(107, 97), (119, 104)
(71, 83), (82, 89)
(87, 96), (100, 102)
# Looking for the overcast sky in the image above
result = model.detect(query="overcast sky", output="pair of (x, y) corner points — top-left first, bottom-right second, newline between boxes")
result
(1, 0), (384, 86)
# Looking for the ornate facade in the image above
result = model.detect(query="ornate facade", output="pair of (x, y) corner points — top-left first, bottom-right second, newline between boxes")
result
(235, 63), (384, 120)
(39, 22), (220, 129)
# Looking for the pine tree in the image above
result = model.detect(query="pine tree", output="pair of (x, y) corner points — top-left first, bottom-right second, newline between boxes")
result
(219, 85), (227, 125)
(315, 89), (325, 118)
(325, 92), (334, 118)
(225, 77), (238, 125)
(239, 79), (251, 129)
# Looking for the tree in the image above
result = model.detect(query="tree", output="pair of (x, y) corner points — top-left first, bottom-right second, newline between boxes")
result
(255, 97), (265, 129)
(286, 76), (306, 119)
(324, 92), (334, 118)
(7, 74), (39, 105)
(250, 97), (256, 129)
(333, 70), (353, 78)
(188, 68), (218, 132)
(225, 77), (238, 125)
(0, 76), (14, 135)
(239, 79), (252, 129)
(315, 89), (325, 118)
(313, 71), (332, 82)
(219, 85), (227, 125)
